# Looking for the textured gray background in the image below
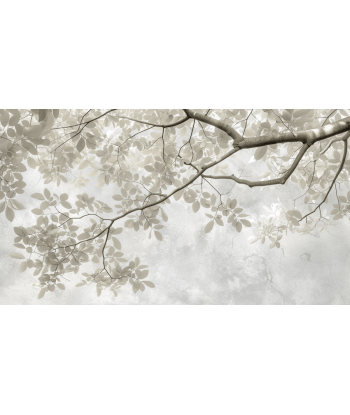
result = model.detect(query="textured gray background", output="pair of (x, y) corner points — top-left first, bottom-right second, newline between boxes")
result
(1, 158), (350, 305)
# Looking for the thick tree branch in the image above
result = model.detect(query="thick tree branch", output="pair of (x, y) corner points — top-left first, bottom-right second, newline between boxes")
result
(203, 143), (310, 188)
(238, 117), (350, 149)
(183, 109), (243, 143)
(183, 110), (350, 150)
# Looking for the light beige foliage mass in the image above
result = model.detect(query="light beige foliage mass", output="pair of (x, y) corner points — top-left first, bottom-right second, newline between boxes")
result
(1, 109), (350, 299)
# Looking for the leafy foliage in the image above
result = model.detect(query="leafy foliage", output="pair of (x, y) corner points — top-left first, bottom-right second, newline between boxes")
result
(2, 109), (350, 299)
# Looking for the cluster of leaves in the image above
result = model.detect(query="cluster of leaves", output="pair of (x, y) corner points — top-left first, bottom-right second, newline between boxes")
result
(1, 109), (350, 299)
(203, 197), (251, 234)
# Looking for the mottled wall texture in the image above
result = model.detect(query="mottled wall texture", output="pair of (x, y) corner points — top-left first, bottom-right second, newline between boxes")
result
(2, 167), (350, 305)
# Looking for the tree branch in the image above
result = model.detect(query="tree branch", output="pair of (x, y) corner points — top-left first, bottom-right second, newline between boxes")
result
(183, 109), (243, 143)
(300, 137), (348, 221)
(238, 117), (350, 149)
(52, 109), (118, 151)
(321, 131), (350, 154)
(62, 147), (242, 249)
(183, 110), (350, 150)
(203, 143), (310, 188)
(116, 114), (189, 128)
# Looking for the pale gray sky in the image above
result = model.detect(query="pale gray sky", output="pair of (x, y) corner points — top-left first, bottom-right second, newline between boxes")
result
(1, 152), (350, 305)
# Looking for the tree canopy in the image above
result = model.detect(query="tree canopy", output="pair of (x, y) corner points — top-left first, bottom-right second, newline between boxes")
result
(2, 109), (350, 299)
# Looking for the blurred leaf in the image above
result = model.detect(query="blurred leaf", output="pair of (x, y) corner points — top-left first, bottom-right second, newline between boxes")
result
(254, 146), (267, 161)
(205, 220), (214, 233)
(27, 157), (37, 169)
(38, 289), (46, 299)
(44, 188), (51, 199)
(112, 237), (121, 250)
(161, 209), (168, 222)
(77, 137), (85, 152)
(9, 110), (20, 126)
(230, 199), (237, 209)
(143, 281), (155, 288)
(31, 193), (45, 200)
(241, 219), (251, 227)
(192, 200), (200, 213)
(11, 200), (25, 210)
(154, 231), (163, 241)
(39, 109), (47, 122)
(10, 252), (25, 259)
(5, 207), (14, 222)
(61, 201), (72, 209)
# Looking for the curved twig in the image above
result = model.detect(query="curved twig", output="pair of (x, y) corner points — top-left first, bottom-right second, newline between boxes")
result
(203, 144), (309, 188)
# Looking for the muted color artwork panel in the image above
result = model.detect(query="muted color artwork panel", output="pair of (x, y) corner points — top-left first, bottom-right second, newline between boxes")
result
(1, 109), (350, 304)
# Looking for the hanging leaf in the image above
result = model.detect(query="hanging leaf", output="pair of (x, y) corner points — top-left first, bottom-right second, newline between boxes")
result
(111, 227), (123, 235)
(9, 110), (20, 126)
(11, 199), (25, 210)
(215, 217), (224, 226)
(254, 146), (267, 161)
(61, 201), (72, 209)
(44, 188), (51, 199)
(125, 219), (134, 228)
(38, 289), (46, 299)
(77, 137), (85, 152)
(230, 199), (237, 209)
(5, 206), (14, 222)
(137, 269), (149, 279)
(241, 219), (251, 227)
(112, 194), (123, 201)
(143, 281), (155, 288)
(192, 200), (200, 213)
(31, 193), (45, 200)
(19, 262), (27, 273)
(154, 231), (163, 241)
(173, 189), (184, 201)
(27, 157), (37, 169)
(112, 237), (121, 250)
(205, 220), (214, 233)
(10, 252), (25, 259)
(39, 109), (47, 122)
(161, 209), (168, 222)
